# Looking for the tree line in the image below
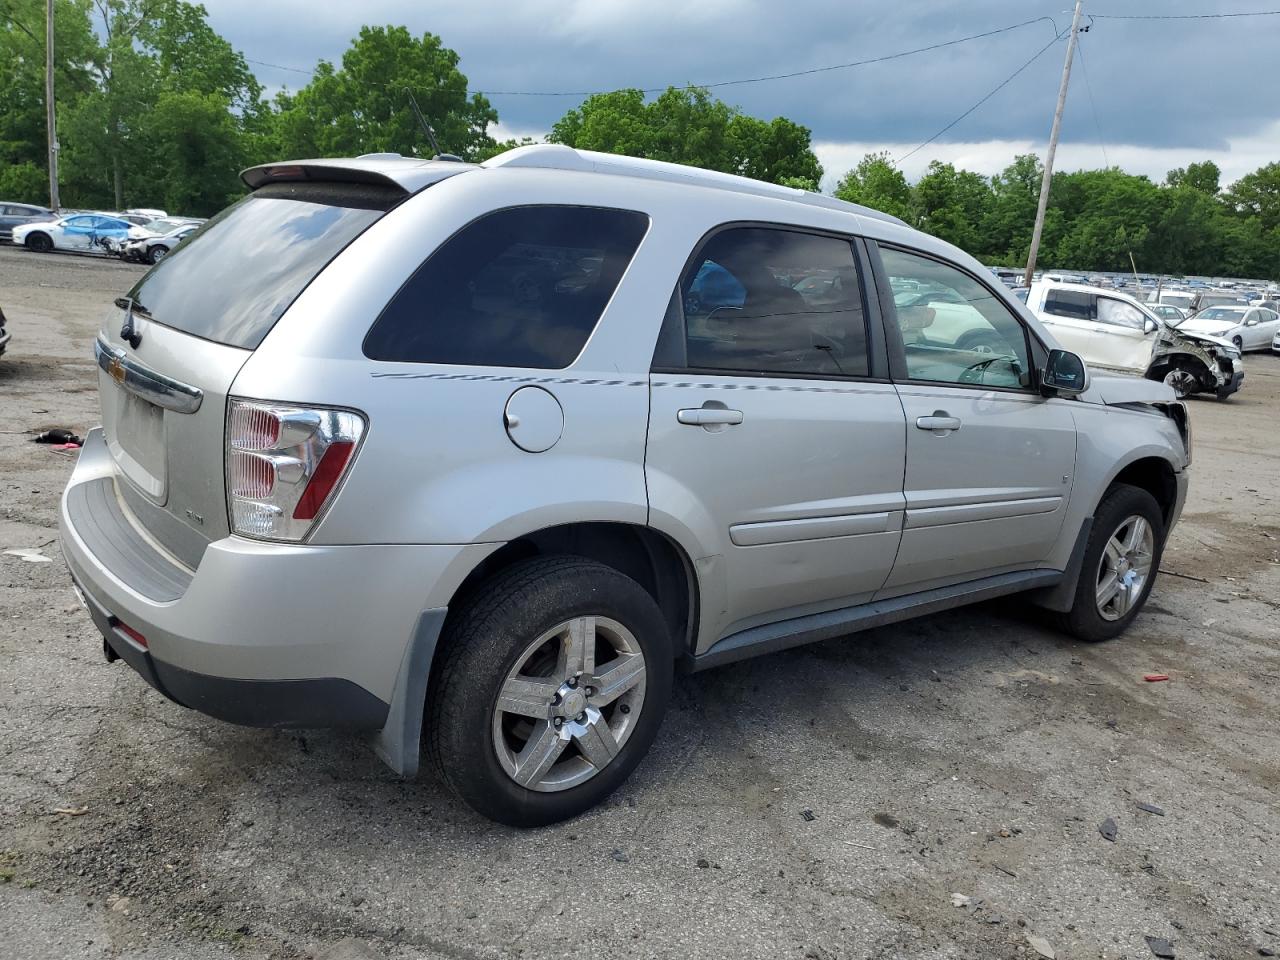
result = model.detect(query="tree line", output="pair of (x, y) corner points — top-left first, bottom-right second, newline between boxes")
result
(2, 1), (1276, 280)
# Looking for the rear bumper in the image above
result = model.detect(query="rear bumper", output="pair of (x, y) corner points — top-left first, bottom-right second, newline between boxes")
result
(60, 428), (498, 769)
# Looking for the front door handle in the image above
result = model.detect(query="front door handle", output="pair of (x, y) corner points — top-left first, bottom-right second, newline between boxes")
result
(677, 407), (744, 426)
(915, 414), (962, 433)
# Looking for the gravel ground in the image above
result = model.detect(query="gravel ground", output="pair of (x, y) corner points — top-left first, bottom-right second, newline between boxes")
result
(2, 245), (1278, 960)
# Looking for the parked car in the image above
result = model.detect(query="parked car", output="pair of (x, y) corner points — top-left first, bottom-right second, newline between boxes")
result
(1149, 303), (1188, 323)
(1273, 328), (1280, 354)
(0, 305), (10, 357)
(119, 219), (203, 264)
(1177, 305), (1280, 352)
(1027, 280), (1244, 399)
(0, 201), (54, 240)
(61, 145), (1192, 826)
(12, 214), (147, 254)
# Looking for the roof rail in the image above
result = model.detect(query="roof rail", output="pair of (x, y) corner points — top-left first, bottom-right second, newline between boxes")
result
(481, 144), (908, 227)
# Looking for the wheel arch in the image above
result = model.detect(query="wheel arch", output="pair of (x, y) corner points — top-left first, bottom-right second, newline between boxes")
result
(1105, 455), (1179, 528)
(443, 521), (700, 665)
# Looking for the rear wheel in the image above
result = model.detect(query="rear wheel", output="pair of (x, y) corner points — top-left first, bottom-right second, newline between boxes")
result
(1056, 484), (1165, 642)
(25, 232), (52, 253)
(427, 556), (672, 827)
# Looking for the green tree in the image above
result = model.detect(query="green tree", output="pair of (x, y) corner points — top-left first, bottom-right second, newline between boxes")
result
(832, 152), (912, 221)
(983, 154), (1043, 264)
(272, 26), (498, 161)
(1164, 160), (1220, 195)
(548, 85), (821, 186)
(912, 161), (992, 253)
(1224, 162), (1280, 234)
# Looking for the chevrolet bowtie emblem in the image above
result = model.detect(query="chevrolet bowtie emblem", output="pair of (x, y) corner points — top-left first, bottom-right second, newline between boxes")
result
(108, 355), (126, 385)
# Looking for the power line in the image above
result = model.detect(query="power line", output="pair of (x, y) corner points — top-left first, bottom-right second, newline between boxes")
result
(1090, 9), (1280, 19)
(1073, 38), (1111, 169)
(245, 16), (1061, 97)
(894, 29), (1066, 166)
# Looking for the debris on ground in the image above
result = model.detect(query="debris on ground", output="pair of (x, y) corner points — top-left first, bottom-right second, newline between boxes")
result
(31, 428), (83, 445)
(696, 858), (710, 869)
(1144, 674), (1171, 682)
(1136, 801), (1166, 816)
(950, 893), (971, 908)
(3, 548), (52, 563)
(872, 812), (899, 829)
(1025, 933), (1056, 958)
(1144, 934), (1176, 958)
(801, 808), (816, 822)
(609, 848), (629, 863)
(1099, 817), (1118, 842)
(51, 806), (89, 816)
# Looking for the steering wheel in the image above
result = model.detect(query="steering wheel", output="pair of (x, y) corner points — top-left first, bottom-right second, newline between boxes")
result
(957, 356), (1003, 385)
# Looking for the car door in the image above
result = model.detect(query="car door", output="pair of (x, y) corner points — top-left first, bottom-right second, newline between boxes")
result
(646, 226), (907, 647)
(61, 216), (94, 250)
(1035, 288), (1104, 363)
(871, 243), (1076, 593)
(1094, 295), (1158, 371)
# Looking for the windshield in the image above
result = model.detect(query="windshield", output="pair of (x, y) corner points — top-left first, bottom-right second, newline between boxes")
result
(145, 218), (188, 233)
(1192, 307), (1244, 322)
(126, 182), (398, 349)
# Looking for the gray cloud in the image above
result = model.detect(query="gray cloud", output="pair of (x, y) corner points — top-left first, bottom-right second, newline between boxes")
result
(204, 0), (1278, 154)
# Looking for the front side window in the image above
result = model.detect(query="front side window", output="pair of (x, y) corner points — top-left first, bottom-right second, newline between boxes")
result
(879, 246), (1031, 390)
(1096, 297), (1147, 330)
(365, 205), (648, 369)
(672, 227), (870, 377)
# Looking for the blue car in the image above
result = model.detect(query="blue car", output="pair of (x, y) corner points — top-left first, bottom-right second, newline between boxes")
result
(12, 213), (140, 254)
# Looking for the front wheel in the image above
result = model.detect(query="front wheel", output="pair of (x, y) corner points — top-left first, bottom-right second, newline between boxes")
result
(1056, 483), (1166, 642)
(1160, 365), (1200, 399)
(427, 556), (672, 827)
(25, 232), (53, 253)
(148, 245), (168, 264)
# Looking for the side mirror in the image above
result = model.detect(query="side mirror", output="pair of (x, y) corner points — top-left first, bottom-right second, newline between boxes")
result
(1040, 349), (1089, 397)
(1143, 318), (1158, 334)
(1244, 318), (1258, 326)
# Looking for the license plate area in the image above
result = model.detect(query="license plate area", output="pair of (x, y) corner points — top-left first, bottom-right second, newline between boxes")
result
(103, 383), (167, 501)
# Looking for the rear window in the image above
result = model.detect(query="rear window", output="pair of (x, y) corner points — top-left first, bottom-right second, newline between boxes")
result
(363, 205), (649, 369)
(127, 182), (399, 349)
(1043, 289), (1093, 320)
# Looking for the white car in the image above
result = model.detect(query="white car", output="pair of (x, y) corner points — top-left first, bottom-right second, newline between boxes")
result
(1177, 306), (1280, 352)
(12, 213), (150, 254)
(1028, 280), (1244, 399)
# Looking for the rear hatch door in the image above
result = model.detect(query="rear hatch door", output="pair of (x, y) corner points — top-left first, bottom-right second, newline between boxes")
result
(98, 179), (405, 568)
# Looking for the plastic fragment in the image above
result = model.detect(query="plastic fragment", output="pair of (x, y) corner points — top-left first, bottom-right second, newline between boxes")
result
(1099, 817), (1118, 842)
(1143, 674), (1170, 682)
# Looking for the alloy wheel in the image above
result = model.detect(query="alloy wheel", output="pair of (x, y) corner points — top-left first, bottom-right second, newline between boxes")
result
(1162, 367), (1198, 398)
(491, 616), (647, 792)
(1094, 515), (1155, 621)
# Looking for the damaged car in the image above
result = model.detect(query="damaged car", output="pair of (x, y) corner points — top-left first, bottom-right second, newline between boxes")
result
(1027, 280), (1244, 400)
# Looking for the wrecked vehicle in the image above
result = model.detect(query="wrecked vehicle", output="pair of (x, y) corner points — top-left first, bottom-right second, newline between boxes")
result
(0, 305), (9, 357)
(1027, 280), (1244, 400)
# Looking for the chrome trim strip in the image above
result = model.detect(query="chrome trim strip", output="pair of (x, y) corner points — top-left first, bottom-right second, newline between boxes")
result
(94, 335), (203, 414)
(729, 510), (899, 546)
(903, 496), (1062, 530)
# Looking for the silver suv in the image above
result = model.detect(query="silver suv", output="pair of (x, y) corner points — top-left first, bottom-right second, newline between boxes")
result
(61, 146), (1191, 826)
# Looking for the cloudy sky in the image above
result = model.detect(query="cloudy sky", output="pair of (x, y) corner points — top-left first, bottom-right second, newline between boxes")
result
(202, 0), (1279, 188)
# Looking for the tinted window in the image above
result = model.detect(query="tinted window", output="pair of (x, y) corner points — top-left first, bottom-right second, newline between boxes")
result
(672, 227), (870, 377)
(365, 205), (648, 369)
(128, 182), (395, 349)
(1043, 289), (1093, 320)
(880, 246), (1031, 390)
(1096, 297), (1147, 330)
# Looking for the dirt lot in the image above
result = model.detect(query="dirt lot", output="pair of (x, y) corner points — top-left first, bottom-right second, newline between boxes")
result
(1, 244), (1278, 960)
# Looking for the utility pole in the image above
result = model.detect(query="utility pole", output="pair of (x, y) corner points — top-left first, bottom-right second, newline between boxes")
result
(45, 0), (60, 212)
(1023, 0), (1084, 287)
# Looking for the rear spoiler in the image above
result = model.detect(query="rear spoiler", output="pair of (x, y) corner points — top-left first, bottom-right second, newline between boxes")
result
(240, 157), (475, 194)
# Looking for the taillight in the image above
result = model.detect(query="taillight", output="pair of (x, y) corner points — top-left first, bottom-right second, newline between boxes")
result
(226, 399), (365, 541)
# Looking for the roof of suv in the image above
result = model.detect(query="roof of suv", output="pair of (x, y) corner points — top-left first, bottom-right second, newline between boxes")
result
(241, 144), (909, 228)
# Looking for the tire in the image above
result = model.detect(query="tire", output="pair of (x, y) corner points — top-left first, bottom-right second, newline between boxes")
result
(148, 245), (168, 265)
(427, 556), (672, 827)
(956, 331), (1007, 355)
(1055, 483), (1165, 642)
(25, 232), (52, 253)
(1159, 363), (1202, 399)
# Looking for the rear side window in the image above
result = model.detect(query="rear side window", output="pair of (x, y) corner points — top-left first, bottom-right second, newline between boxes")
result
(1043, 289), (1093, 320)
(664, 226), (871, 378)
(128, 182), (399, 349)
(364, 205), (649, 369)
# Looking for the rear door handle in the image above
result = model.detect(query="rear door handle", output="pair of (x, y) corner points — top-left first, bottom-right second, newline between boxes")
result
(677, 408), (744, 426)
(915, 415), (962, 433)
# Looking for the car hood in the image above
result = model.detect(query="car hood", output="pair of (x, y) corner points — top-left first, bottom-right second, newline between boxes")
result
(1081, 372), (1176, 406)
(1171, 328), (1235, 350)
(1177, 319), (1238, 336)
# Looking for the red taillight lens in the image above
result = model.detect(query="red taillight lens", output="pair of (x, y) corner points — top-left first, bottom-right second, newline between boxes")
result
(293, 441), (355, 520)
(229, 404), (281, 450)
(226, 400), (365, 542)
(229, 451), (276, 499)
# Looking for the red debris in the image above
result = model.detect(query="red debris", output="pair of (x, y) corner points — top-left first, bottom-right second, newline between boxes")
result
(1143, 674), (1170, 682)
